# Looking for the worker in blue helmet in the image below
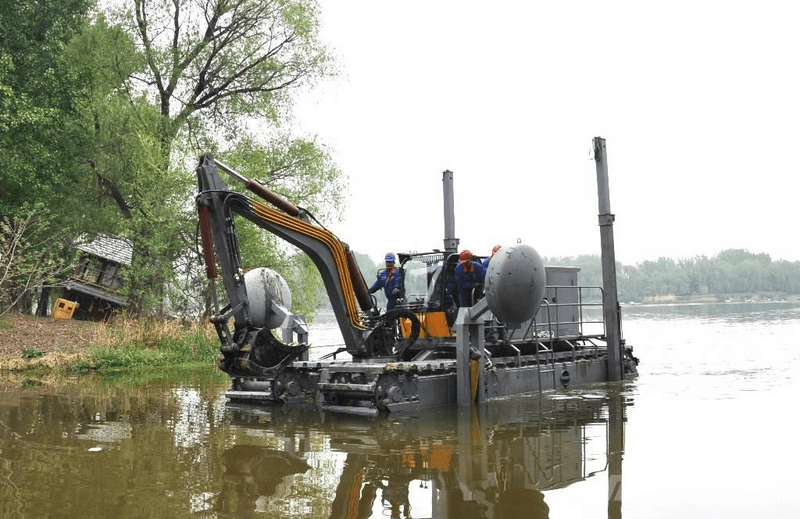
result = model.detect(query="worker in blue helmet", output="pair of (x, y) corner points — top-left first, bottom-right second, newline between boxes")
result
(369, 252), (404, 311)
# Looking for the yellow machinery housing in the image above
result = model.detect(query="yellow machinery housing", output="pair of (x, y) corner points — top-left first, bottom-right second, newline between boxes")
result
(399, 311), (455, 339)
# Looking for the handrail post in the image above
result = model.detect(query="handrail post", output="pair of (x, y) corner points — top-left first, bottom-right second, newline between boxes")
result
(578, 286), (584, 336)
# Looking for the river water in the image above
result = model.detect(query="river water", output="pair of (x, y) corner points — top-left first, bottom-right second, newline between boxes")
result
(1, 302), (799, 518)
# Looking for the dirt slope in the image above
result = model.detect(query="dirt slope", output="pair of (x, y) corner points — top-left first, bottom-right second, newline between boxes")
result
(0, 312), (100, 360)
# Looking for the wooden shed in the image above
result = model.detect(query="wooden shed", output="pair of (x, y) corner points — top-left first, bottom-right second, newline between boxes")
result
(59, 234), (132, 321)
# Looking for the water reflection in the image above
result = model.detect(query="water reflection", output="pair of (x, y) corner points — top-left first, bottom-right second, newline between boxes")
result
(216, 446), (310, 517)
(0, 373), (629, 518)
(223, 386), (629, 519)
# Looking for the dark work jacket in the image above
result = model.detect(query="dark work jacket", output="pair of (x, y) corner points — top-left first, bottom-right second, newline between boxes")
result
(454, 261), (486, 306)
(369, 267), (404, 310)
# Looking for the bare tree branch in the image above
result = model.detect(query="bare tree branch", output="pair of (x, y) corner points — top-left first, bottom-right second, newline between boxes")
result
(0, 208), (76, 316)
(123, 0), (329, 145)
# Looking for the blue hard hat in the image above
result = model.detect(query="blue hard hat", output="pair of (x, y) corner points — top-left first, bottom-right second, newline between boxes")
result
(385, 252), (396, 262)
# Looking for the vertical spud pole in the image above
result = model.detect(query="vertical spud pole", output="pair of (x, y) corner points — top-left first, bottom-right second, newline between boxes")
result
(594, 137), (623, 381)
(442, 170), (459, 254)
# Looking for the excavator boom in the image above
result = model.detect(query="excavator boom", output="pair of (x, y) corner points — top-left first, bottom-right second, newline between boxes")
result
(195, 152), (376, 366)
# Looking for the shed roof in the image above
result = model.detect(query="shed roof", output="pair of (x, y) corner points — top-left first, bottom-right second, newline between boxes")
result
(62, 280), (127, 306)
(75, 234), (133, 265)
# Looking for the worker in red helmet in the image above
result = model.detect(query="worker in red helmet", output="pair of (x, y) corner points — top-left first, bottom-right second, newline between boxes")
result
(454, 250), (486, 307)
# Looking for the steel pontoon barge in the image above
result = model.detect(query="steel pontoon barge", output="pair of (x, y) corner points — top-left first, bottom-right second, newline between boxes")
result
(194, 137), (638, 416)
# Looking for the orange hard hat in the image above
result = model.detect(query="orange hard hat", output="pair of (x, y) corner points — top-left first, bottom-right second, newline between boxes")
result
(458, 250), (473, 263)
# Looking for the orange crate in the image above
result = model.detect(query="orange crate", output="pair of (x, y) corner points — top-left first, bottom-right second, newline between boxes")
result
(53, 298), (78, 319)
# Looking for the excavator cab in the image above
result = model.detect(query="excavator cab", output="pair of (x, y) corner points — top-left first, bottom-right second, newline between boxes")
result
(395, 252), (459, 340)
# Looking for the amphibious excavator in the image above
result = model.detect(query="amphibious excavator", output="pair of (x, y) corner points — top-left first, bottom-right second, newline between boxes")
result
(194, 145), (637, 416)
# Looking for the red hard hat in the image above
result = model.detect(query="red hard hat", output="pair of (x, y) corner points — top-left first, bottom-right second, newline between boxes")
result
(458, 250), (473, 263)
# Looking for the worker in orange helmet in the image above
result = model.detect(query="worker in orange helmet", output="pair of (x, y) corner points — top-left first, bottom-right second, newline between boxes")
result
(454, 250), (486, 307)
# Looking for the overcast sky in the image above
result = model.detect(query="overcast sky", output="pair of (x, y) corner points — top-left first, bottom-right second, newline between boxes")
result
(294, 1), (800, 266)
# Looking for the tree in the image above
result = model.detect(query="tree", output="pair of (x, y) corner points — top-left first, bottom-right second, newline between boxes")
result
(0, 0), (94, 215)
(106, 0), (332, 158)
(79, 0), (343, 317)
(3, 0), (346, 318)
(0, 0), (96, 314)
(52, 14), (190, 316)
(6, 0), (344, 318)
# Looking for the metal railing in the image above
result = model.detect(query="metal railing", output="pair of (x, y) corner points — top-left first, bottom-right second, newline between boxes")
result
(480, 285), (607, 372)
(479, 285), (610, 393)
(527, 285), (606, 340)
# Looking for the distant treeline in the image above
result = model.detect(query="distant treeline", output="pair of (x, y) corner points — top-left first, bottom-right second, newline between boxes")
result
(546, 249), (800, 302)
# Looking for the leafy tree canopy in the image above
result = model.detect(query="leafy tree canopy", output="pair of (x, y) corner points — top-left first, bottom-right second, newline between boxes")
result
(1, 0), (346, 320)
(0, 0), (94, 220)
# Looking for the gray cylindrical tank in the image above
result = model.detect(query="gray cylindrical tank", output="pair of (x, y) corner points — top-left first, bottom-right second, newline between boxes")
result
(485, 244), (546, 326)
(244, 267), (292, 329)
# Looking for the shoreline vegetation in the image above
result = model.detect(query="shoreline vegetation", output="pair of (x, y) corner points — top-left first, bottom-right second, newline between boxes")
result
(0, 313), (220, 374)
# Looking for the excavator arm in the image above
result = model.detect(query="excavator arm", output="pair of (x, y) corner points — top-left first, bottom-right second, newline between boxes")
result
(195, 152), (376, 370)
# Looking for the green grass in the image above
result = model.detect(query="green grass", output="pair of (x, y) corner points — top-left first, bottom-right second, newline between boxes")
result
(72, 330), (219, 373)
(66, 318), (220, 375)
